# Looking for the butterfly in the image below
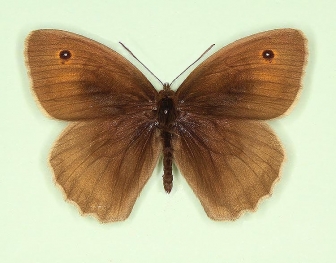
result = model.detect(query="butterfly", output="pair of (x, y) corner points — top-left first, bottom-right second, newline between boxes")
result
(25, 29), (307, 222)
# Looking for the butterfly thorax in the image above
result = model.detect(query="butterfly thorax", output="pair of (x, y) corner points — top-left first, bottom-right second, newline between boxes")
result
(157, 83), (177, 193)
(157, 83), (177, 130)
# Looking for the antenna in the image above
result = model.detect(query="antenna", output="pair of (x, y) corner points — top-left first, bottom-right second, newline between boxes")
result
(119, 42), (163, 85)
(170, 44), (215, 86)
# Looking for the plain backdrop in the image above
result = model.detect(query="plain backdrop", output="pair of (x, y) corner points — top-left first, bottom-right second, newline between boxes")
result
(1, 0), (335, 262)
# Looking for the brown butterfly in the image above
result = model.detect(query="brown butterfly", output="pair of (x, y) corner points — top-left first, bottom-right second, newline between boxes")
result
(25, 29), (307, 222)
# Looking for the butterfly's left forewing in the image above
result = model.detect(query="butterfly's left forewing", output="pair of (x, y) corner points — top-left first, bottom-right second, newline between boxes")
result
(25, 30), (158, 120)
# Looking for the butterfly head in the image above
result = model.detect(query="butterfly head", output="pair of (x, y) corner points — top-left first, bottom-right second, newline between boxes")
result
(163, 82), (171, 91)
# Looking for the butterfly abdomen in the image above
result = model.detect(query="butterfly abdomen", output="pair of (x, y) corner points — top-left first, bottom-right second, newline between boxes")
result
(157, 83), (177, 193)
(161, 131), (174, 193)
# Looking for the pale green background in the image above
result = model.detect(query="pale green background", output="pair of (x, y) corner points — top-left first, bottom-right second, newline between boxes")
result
(1, 0), (335, 262)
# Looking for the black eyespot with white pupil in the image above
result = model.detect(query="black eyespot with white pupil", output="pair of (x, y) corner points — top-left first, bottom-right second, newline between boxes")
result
(262, 50), (274, 60)
(59, 50), (72, 60)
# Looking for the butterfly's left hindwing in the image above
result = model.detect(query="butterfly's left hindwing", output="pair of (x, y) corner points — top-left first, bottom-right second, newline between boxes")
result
(50, 118), (161, 222)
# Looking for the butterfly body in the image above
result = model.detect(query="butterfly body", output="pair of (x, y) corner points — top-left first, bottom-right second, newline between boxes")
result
(25, 29), (307, 222)
(156, 83), (178, 193)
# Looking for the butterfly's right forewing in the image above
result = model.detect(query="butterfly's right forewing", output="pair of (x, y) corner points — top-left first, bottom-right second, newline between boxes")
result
(176, 29), (307, 120)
